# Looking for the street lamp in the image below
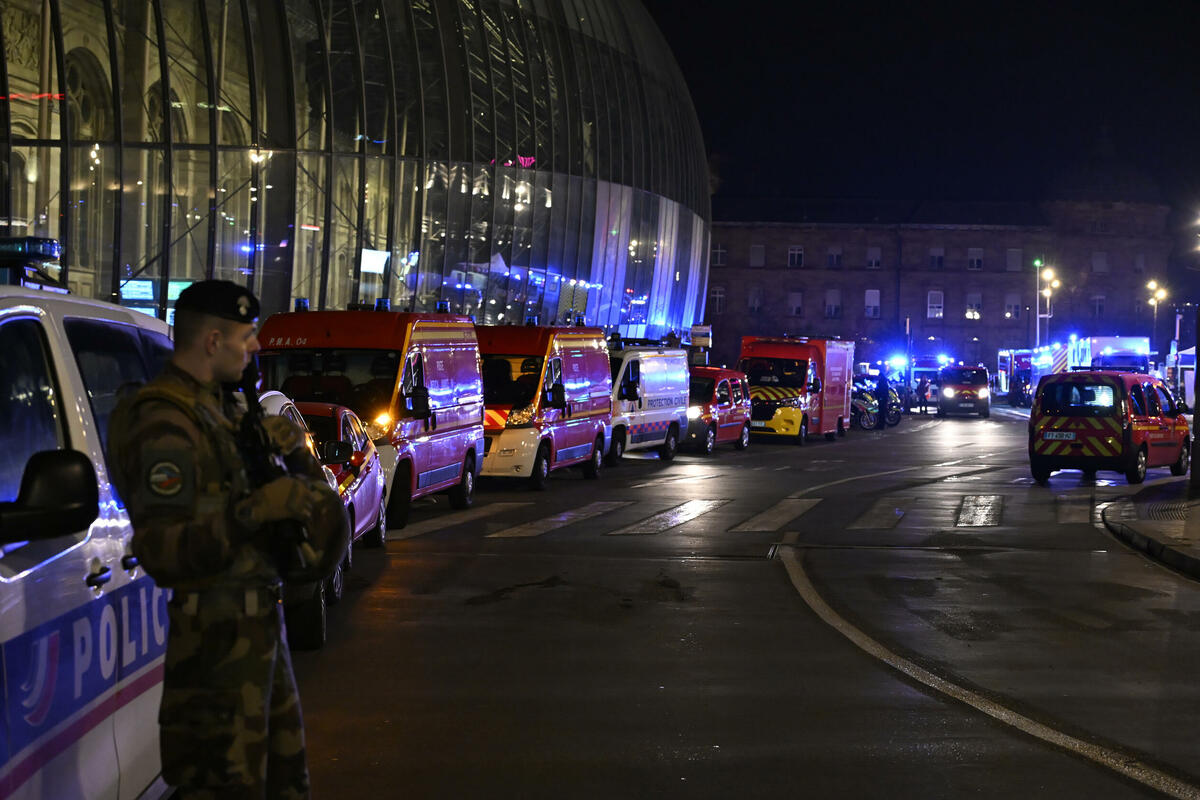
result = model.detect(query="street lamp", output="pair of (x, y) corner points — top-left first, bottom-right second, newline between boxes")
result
(1147, 280), (1167, 358)
(1035, 263), (1060, 348)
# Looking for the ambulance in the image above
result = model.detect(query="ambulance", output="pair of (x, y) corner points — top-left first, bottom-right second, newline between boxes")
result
(738, 336), (854, 444)
(0, 286), (173, 800)
(257, 310), (484, 528)
(476, 325), (611, 488)
(606, 340), (690, 463)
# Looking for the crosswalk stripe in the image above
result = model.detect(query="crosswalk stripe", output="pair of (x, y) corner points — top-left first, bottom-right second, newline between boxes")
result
(1056, 494), (1094, 524)
(956, 495), (1003, 527)
(630, 473), (719, 489)
(730, 498), (822, 531)
(607, 499), (731, 536)
(846, 497), (913, 530)
(486, 500), (634, 538)
(387, 502), (532, 541)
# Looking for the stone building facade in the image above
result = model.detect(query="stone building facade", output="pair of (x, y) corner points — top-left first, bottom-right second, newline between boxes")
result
(704, 175), (1174, 371)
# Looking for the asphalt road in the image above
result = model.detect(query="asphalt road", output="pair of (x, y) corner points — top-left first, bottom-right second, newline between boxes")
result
(292, 407), (1200, 799)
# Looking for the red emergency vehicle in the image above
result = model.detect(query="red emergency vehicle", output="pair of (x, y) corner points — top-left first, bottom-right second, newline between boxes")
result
(738, 336), (854, 443)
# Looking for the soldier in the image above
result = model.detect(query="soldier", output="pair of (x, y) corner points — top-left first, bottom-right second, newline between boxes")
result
(108, 280), (344, 800)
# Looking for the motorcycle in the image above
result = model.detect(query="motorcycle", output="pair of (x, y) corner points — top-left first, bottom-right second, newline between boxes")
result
(850, 381), (880, 429)
(884, 385), (902, 427)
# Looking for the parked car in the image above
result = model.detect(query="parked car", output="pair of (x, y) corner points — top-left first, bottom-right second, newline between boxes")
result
(686, 365), (752, 453)
(1029, 370), (1190, 484)
(0, 285), (173, 800)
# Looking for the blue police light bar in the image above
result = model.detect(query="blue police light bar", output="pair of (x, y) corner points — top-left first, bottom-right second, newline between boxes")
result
(574, 314), (585, 326)
(435, 300), (451, 313)
(374, 298), (391, 311)
(525, 314), (539, 326)
(0, 236), (61, 260)
(294, 298), (310, 312)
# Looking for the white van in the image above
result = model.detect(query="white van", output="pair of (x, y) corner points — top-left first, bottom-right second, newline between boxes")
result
(0, 286), (171, 800)
(606, 344), (690, 463)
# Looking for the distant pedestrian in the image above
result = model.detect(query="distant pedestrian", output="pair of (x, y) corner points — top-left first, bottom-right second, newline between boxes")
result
(917, 376), (930, 414)
(875, 372), (890, 429)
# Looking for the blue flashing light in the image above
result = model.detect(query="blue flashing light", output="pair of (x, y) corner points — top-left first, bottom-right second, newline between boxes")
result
(1069, 333), (1078, 341)
(937, 354), (951, 365)
(888, 355), (908, 369)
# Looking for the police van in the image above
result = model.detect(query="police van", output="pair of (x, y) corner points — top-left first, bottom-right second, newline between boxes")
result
(605, 340), (690, 463)
(0, 285), (171, 799)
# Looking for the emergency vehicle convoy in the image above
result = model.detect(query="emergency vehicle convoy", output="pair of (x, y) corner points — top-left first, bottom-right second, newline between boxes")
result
(1029, 369), (1190, 484)
(476, 325), (611, 488)
(256, 310), (485, 528)
(738, 336), (854, 444)
(606, 340), (690, 463)
(1029, 335), (1151, 388)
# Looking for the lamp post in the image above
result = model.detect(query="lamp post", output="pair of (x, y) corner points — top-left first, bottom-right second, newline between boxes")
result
(1035, 262), (1060, 348)
(1147, 280), (1167, 363)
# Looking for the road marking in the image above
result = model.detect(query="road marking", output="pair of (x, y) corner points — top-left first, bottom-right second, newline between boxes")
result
(607, 499), (731, 536)
(779, 537), (1200, 799)
(387, 502), (531, 540)
(486, 501), (634, 538)
(1056, 494), (1094, 524)
(730, 498), (821, 531)
(630, 473), (720, 489)
(847, 497), (912, 530)
(956, 495), (1003, 527)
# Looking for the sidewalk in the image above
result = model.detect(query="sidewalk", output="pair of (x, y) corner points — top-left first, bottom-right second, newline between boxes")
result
(1101, 480), (1200, 581)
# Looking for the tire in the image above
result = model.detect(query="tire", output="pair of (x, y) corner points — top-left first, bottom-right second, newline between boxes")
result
(837, 419), (846, 437)
(1125, 447), (1148, 484)
(795, 419), (808, 446)
(363, 493), (387, 548)
(734, 424), (750, 451)
(448, 455), (476, 509)
(529, 443), (551, 490)
(582, 436), (604, 478)
(325, 561), (344, 606)
(886, 407), (901, 426)
(824, 431), (836, 441)
(701, 425), (717, 455)
(1171, 439), (1190, 476)
(859, 410), (876, 430)
(605, 429), (626, 466)
(286, 582), (327, 651)
(1030, 457), (1051, 483)
(658, 425), (679, 462)
(385, 463), (411, 531)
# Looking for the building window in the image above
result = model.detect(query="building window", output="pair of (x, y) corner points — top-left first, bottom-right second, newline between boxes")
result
(929, 247), (945, 270)
(749, 244), (765, 267)
(708, 285), (726, 315)
(1091, 251), (1108, 273)
(824, 289), (842, 319)
(711, 243), (726, 267)
(826, 246), (843, 269)
(1092, 294), (1105, 317)
(1004, 292), (1021, 320)
(1135, 253), (1146, 273)
(788, 291), (804, 317)
(1006, 248), (1023, 272)
(788, 246), (804, 268)
(747, 285), (764, 312)
(967, 247), (984, 271)
(864, 289), (880, 319)
(965, 291), (982, 320)
(866, 246), (881, 269)
(927, 290), (944, 319)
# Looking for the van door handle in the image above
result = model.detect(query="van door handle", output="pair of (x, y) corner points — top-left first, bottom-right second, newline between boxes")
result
(86, 566), (113, 588)
(429, 411), (438, 431)
(121, 554), (140, 571)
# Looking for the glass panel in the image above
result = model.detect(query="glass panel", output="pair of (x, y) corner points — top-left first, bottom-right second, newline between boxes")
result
(9, 143), (60, 243)
(410, 0), (448, 159)
(169, 147), (211, 283)
(3, 0), (63, 142)
(356, 0), (391, 158)
(479, 0), (513, 163)
(64, 36), (114, 143)
(162, 2), (210, 145)
(287, 0), (328, 153)
(66, 144), (117, 299)
(0, 319), (64, 503)
(385, 0), (421, 158)
(418, 160), (448, 310)
(326, 154), (360, 308)
(444, 162), (472, 314)
(292, 152), (327, 308)
(460, 0), (492, 165)
(213, 147), (255, 281)
(117, 146), (167, 317)
(209, 0), (254, 148)
(359, 155), (391, 306)
(327, 2), (362, 154)
(390, 158), (421, 309)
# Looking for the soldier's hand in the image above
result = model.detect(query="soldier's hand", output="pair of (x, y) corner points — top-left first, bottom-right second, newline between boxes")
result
(261, 415), (309, 456)
(235, 476), (315, 529)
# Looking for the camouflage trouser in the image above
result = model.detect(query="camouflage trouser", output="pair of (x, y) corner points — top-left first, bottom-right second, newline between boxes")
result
(160, 588), (309, 800)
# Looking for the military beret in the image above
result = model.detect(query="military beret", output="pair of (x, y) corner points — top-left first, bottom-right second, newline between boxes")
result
(174, 280), (260, 322)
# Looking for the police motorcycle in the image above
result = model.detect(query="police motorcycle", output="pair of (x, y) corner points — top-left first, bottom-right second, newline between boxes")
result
(850, 375), (880, 429)
(883, 382), (903, 427)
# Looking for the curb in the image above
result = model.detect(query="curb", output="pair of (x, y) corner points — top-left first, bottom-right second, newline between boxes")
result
(1101, 500), (1200, 582)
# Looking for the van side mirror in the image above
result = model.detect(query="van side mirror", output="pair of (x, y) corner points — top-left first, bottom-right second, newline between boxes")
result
(409, 386), (431, 418)
(318, 440), (355, 465)
(810, 377), (822, 393)
(550, 383), (567, 409)
(618, 382), (639, 402)
(1178, 401), (1190, 414)
(0, 450), (99, 543)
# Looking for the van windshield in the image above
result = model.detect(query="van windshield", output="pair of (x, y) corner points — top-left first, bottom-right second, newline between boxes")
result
(481, 354), (543, 406)
(689, 377), (715, 403)
(1039, 382), (1118, 416)
(738, 358), (809, 389)
(258, 349), (400, 421)
(941, 367), (986, 385)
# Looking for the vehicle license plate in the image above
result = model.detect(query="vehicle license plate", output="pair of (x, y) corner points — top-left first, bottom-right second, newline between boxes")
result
(959, 401), (975, 408)
(750, 421), (767, 428)
(1043, 431), (1075, 441)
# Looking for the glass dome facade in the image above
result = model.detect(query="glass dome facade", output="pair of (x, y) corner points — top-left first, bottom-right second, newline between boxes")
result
(0, 0), (709, 336)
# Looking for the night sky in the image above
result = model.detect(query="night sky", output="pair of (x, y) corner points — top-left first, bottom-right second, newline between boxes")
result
(641, 0), (1200, 270)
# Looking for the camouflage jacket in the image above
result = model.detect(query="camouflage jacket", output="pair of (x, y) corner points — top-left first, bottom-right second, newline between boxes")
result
(108, 362), (320, 591)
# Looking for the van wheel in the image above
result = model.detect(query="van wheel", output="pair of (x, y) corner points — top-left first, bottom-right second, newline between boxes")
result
(325, 561), (344, 606)
(384, 464), (411, 532)
(1125, 447), (1148, 484)
(448, 455), (476, 509)
(605, 429), (626, 466)
(795, 420), (808, 446)
(981, 409), (990, 419)
(701, 425), (717, 455)
(658, 425), (679, 462)
(529, 444), (551, 490)
(735, 424), (750, 450)
(582, 437), (604, 478)
(837, 419), (846, 437)
(1171, 439), (1190, 476)
(286, 582), (327, 651)
(364, 493), (387, 548)
(1030, 457), (1051, 484)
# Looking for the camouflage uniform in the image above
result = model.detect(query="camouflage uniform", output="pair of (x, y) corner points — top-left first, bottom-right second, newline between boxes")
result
(109, 360), (334, 800)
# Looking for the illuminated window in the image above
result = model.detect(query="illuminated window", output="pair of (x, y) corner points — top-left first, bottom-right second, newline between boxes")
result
(927, 290), (944, 319)
(965, 292), (982, 320)
(1004, 292), (1021, 320)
